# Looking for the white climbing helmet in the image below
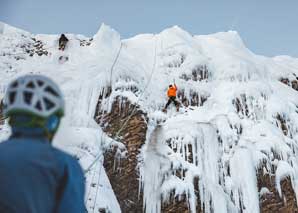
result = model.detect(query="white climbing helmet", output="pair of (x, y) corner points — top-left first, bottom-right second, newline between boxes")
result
(3, 75), (65, 118)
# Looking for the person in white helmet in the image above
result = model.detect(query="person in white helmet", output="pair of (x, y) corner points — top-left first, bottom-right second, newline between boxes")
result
(0, 75), (85, 213)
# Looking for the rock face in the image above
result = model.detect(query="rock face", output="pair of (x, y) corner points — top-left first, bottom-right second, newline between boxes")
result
(89, 35), (298, 213)
(180, 65), (209, 82)
(280, 77), (298, 91)
(3, 23), (298, 213)
(79, 38), (93, 47)
(177, 89), (208, 108)
(95, 93), (148, 213)
(95, 89), (298, 212)
(162, 197), (191, 213)
(178, 65), (209, 107)
(258, 168), (298, 213)
(232, 88), (298, 213)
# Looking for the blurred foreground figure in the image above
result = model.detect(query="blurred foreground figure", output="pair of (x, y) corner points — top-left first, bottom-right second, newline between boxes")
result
(0, 75), (85, 213)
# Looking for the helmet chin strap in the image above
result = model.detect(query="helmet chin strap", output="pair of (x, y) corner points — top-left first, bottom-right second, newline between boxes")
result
(46, 115), (59, 132)
(44, 115), (60, 142)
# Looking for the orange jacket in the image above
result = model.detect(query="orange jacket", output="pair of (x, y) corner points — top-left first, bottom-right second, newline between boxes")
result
(167, 84), (177, 97)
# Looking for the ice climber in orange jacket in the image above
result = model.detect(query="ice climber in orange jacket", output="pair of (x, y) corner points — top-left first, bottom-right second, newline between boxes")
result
(163, 84), (179, 112)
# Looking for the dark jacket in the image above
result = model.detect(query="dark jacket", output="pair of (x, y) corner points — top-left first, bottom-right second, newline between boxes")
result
(0, 128), (85, 213)
(59, 34), (69, 44)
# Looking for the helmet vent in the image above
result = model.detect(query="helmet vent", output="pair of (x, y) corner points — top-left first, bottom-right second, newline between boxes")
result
(11, 81), (18, 88)
(24, 92), (33, 104)
(45, 86), (59, 97)
(35, 101), (42, 111)
(26, 82), (35, 89)
(37, 80), (44, 87)
(4, 75), (64, 118)
(43, 97), (55, 110)
(9, 91), (16, 104)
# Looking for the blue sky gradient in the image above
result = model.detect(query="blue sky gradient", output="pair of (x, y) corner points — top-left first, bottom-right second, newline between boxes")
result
(1, 0), (298, 57)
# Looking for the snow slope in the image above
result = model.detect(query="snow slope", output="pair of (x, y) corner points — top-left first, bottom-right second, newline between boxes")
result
(0, 22), (122, 212)
(1, 22), (298, 212)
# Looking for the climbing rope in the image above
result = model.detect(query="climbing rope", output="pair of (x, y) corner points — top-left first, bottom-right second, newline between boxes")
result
(84, 160), (99, 205)
(84, 42), (123, 212)
(109, 43), (123, 87)
(84, 42), (123, 174)
(92, 161), (102, 213)
(84, 36), (157, 211)
(115, 35), (158, 137)
(86, 35), (157, 173)
(84, 154), (104, 174)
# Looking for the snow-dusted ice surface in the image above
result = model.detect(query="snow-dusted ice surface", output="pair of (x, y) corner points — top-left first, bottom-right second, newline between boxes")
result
(1, 22), (298, 212)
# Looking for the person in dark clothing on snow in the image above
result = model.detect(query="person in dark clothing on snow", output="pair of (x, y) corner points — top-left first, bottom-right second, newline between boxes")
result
(59, 34), (69, 51)
(163, 83), (179, 112)
(0, 75), (85, 213)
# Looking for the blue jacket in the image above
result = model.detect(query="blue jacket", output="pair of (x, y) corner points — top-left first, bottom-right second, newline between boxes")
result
(0, 128), (86, 213)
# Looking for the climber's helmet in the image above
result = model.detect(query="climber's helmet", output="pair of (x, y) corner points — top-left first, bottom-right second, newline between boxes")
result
(3, 75), (65, 138)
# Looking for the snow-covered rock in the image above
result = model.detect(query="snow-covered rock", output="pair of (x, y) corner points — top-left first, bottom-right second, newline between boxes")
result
(1, 22), (298, 213)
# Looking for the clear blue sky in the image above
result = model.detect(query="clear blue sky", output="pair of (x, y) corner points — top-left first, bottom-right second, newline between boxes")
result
(1, 0), (298, 57)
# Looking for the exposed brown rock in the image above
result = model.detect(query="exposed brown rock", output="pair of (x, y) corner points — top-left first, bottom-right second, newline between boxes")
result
(258, 166), (298, 213)
(292, 80), (298, 91)
(180, 65), (209, 82)
(28, 38), (48, 57)
(161, 177), (204, 213)
(233, 94), (249, 117)
(177, 64), (211, 109)
(94, 94), (148, 213)
(280, 78), (290, 86)
(163, 140), (203, 213)
(80, 38), (93, 47)
(162, 194), (191, 213)
(275, 113), (289, 136)
(177, 89), (208, 107)
(93, 84), (298, 213)
(279, 77), (298, 92)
